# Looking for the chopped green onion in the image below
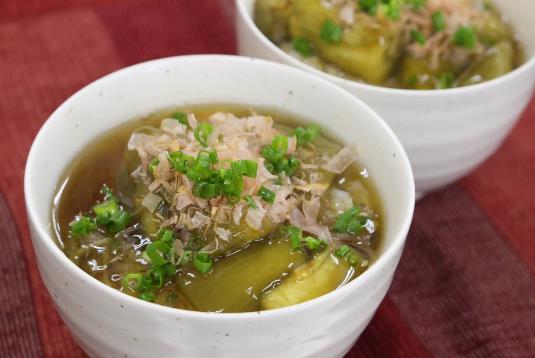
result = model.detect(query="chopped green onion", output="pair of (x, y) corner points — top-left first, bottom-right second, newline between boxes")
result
(294, 124), (320, 146)
(168, 151), (194, 173)
(208, 150), (219, 164)
(335, 245), (351, 258)
(346, 252), (361, 265)
(244, 195), (258, 209)
(121, 273), (143, 291)
(69, 215), (97, 237)
(231, 160), (258, 178)
(432, 11), (446, 32)
(453, 26), (477, 48)
(171, 112), (189, 127)
(105, 211), (131, 234)
(140, 291), (155, 302)
(159, 229), (175, 243)
(437, 72), (454, 89)
(358, 0), (379, 15)
(186, 151), (214, 182)
(285, 157), (300, 176)
(101, 184), (116, 201)
(320, 20), (343, 43)
(261, 135), (299, 175)
(193, 122), (214, 147)
(93, 199), (119, 222)
(292, 37), (314, 57)
(193, 252), (213, 273)
(193, 182), (221, 198)
(148, 267), (166, 288)
(411, 29), (426, 45)
(335, 245), (361, 265)
(145, 240), (171, 267)
(283, 226), (302, 250)
(407, 0), (426, 9)
(258, 186), (275, 204)
(220, 168), (245, 198)
(333, 206), (366, 235)
(148, 158), (160, 175)
(385, 0), (401, 20)
(303, 237), (324, 251)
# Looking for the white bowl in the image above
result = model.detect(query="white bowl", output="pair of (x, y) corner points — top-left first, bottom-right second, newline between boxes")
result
(25, 55), (414, 358)
(236, 0), (535, 196)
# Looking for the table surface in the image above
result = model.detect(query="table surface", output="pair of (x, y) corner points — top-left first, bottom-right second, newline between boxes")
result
(1, 1), (534, 357)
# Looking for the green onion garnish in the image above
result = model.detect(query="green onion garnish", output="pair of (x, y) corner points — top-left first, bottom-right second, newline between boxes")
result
(320, 20), (343, 43)
(159, 229), (175, 243)
(453, 26), (477, 48)
(358, 0), (379, 15)
(407, 0), (426, 10)
(172, 112), (189, 127)
(193, 252), (213, 273)
(335, 245), (351, 258)
(231, 160), (258, 178)
(193, 182), (221, 199)
(194, 122), (214, 147)
(411, 29), (426, 45)
(169, 151), (194, 173)
(258, 186), (275, 204)
(335, 245), (361, 265)
(432, 11), (446, 32)
(148, 267), (166, 288)
(145, 240), (171, 267)
(208, 150), (219, 164)
(385, 0), (402, 20)
(148, 158), (160, 175)
(294, 124), (320, 146)
(121, 273), (143, 291)
(140, 291), (155, 302)
(303, 236), (324, 251)
(333, 206), (367, 235)
(292, 37), (314, 57)
(244, 195), (258, 209)
(221, 168), (245, 198)
(69, 215), (96, 237)
(283, 226), (303, 250)
(261, 135), (299, 175)
(437, 72), (454, 89)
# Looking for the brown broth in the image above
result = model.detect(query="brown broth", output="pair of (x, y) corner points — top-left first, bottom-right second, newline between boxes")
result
(52, 105), (384, 311)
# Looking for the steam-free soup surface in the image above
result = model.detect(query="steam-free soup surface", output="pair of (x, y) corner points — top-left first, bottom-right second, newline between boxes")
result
(53, 105), (383, 312)
(254, 0), (524, 89)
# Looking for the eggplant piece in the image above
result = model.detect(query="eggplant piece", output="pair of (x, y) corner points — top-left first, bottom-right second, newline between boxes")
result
(254, 0), (293, 43)
(176, 238), (308, 312)
(457, 41), (514, 86)
(260, 250), (356, 310)
(288, 0), (405, 84)
(398, 56), (458, 90)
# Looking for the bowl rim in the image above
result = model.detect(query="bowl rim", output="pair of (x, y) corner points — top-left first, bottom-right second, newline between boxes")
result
(235, 0), (535, 98)
(24, 54), (415, 320)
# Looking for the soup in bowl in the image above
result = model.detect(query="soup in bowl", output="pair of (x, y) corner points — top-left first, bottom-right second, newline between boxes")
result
(236, 0), (535, 196)
(25, 55), (414, 357)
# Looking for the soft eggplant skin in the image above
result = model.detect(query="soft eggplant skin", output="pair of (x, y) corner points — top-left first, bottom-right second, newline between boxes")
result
(457, 41), (514, 86)
(286, 0), (405, 84)
(176, 238), (307, 312)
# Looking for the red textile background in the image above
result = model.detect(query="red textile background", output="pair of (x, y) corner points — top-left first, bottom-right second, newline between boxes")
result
(0, 0), (534, 357)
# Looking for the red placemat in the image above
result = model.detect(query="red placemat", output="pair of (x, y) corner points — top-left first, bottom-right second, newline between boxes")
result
(0, 1), (534, 356)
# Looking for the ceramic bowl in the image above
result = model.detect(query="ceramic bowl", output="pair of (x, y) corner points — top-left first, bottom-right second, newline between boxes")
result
(25, 55), (414, 358)
(236, 0), (535, 196)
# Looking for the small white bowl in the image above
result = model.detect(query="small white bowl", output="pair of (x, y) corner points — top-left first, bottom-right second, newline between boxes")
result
(236, 0), (535, 196)
(25, 55), (414, 358)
